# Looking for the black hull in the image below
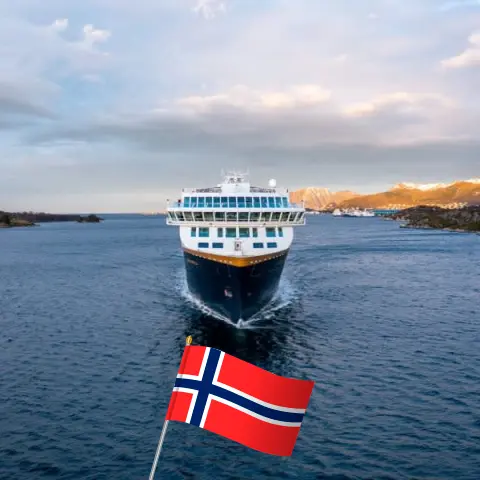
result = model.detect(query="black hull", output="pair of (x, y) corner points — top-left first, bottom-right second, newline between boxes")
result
(183, 249), (288, 323)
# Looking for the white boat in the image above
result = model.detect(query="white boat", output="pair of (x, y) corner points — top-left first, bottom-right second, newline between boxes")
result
(332, 208), (375, 217)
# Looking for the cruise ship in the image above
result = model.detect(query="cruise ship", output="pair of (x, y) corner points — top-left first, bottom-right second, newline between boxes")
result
(166, 172), (306, 324)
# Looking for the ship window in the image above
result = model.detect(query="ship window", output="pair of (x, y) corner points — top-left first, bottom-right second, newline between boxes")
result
(253, 242), (263, 249)
(198, 197), (205, 207)
(217, 227), (223, 237)
(204, 212), (214, 222)
(228, 197), (236, 208)
(275, 197), (282, 208)
(215, 212), (225, 222)
(184, 212), (194, 221)
(271, 212), (281, 221)
(190, 197), (198, 207)
(199, 227), (209, 237)
(261, 197), (268, 208)
(226, 228), (236, 238)
(252, 227), (258, 237)
(213, 197), (220, 208)
(288, 212), (296, 222)
(246, 197), (253, 208)
(282, 197), (289, 207)
(260, 212), (270, 222)
(268, 197), (275, 208)
(206, 197), (213, 207)
(221, 197), (228, 208)
(239, 212), (249, 222)
(194, 212), (203, 221)
(198, 242), (209, 248)
(278, 227), (284, 237)
(184, 197), (190, 207)
(239, 228), (249, 238)
(250, 212), (260, 222)
(266, 227), (276, 237)
(267, 242), (277, 248)
(191, 227), (197, 237)
(281, 212), (290, 222)
(212, 242), (223, 249)
(227, 212), (237, 222)
(254, 197), (261, 208)
(176, 212), (185, 221)
(237, 197), (246, 208)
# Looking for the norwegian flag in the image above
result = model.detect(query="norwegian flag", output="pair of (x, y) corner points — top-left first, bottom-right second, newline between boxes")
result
(165, 345), (315, 456)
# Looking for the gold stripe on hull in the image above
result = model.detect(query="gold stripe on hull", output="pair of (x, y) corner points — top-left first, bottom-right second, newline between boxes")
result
(182, 246), (289, 267)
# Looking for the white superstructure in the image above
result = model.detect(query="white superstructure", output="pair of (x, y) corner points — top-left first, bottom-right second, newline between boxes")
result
(166, 172), (306, 258)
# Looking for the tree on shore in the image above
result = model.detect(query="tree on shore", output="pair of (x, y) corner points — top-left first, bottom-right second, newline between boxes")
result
(0, 213), (11, 225)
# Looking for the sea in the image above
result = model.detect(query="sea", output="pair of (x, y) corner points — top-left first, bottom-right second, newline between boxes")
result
(1, 215), (479, 480)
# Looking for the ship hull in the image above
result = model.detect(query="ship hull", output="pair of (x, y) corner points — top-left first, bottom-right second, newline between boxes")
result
(183, 248), (288, 323)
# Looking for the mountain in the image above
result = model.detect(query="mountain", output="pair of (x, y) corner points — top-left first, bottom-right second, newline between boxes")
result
(289, 187), (360, 210)
(337, 178), (480, 210)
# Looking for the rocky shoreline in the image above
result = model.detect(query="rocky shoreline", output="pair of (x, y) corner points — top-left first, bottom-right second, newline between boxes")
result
(387, 205), (480, 233)
(0, 212), (103, 228)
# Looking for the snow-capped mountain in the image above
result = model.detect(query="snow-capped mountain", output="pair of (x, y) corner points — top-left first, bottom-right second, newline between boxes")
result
(291, 178), (480, 210)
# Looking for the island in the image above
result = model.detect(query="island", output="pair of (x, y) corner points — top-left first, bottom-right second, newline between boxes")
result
(76, 214), (103, 223)
(387, 205), (480, 232)
(1, 211), (104, 228)
(0, 212), (36, 228)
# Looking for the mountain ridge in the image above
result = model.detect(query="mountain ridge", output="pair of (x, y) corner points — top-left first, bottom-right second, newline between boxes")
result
(290, 178), (480, 210)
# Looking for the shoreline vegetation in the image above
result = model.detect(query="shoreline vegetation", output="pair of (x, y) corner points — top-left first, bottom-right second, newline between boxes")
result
(0, 212), (103, 228)
(386, 205), (480, 233)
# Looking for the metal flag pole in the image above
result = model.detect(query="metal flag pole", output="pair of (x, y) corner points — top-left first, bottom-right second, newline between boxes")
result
(148, 336), (193, 480)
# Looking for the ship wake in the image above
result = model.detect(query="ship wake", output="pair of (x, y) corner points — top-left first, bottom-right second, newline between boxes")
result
(176, 270), (296, 329)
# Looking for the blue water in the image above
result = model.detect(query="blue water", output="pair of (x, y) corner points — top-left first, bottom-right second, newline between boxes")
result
(1, 215), (479, 480)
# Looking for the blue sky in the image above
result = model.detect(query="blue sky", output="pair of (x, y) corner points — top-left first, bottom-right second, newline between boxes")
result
(1, 0), (479, 213)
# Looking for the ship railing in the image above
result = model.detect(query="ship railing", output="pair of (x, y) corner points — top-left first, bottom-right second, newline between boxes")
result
(166, 201), (304, 209)
(165, 212), (307, 226)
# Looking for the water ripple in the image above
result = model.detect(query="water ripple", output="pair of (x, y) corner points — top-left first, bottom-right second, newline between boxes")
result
(1, 215), (479, 479)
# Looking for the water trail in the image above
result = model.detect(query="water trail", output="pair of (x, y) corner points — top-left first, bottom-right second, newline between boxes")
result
(175, 269), (297, 330)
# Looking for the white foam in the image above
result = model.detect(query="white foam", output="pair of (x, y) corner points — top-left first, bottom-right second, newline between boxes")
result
(176, 270), (296, 330)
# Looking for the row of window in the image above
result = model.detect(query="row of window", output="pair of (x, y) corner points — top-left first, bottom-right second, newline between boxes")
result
(183, 196), (289, 208)
(169, 211), (304, 223)
(198, 242), (278, 249)
(191, 227), (283, 238)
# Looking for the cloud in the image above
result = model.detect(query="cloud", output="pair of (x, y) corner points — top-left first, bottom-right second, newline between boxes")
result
(82, 24), (111, 49)
(344, 92), (455, 117)
(193, 0), (226, 20)
(334, 54), (348, 63)
(439, 0), (480, 11)
(441, 32), (480, 68)
(368, 13), (379, 19)
(51, 18), (68, 32)
(177, 85), (332, 111)
(26, 85), (469, 155)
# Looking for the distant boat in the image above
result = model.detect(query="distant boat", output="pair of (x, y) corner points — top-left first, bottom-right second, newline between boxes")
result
(332, 208), (375, 217)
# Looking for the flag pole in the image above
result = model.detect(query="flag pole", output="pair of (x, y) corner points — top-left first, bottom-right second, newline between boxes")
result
(148, 336), (193, 480)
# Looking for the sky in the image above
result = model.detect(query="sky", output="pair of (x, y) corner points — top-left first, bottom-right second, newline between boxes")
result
(1, 0), (479, 213)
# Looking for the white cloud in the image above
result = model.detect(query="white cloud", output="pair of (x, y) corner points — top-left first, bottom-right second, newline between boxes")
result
(439, 0), (480, 11)
(51, 18), (68, 32)
(441, 32), (480, 68)
(177, 84), (332, 111)
(82, 24), (111, 48)
(193, 0), (226, 20)
(334, 54), (348, 63)
(344, 92), (455, 117)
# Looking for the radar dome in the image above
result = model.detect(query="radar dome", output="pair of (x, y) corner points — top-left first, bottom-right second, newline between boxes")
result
(268, 179), (277, 188)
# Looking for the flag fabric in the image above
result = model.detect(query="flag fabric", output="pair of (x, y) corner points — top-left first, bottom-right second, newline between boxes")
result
(165, 345), (315, 456)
